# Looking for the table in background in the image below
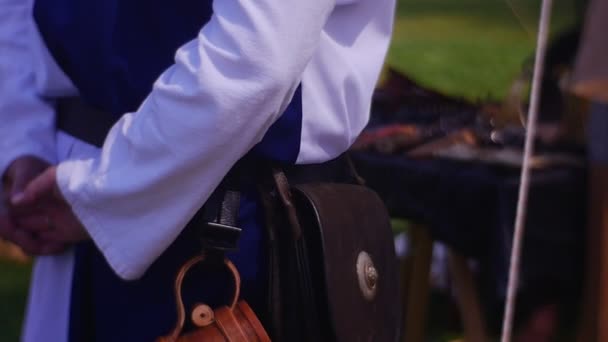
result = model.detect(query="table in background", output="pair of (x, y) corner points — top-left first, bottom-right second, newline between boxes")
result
(351, 152), (586, 341)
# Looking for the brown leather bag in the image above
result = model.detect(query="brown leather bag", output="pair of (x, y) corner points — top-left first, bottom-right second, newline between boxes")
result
(263, 169), (401, 341)
(157, 255), (271, 342)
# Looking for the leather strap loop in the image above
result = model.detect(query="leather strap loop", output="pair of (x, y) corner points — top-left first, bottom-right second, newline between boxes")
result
(165, 255), (242, 341)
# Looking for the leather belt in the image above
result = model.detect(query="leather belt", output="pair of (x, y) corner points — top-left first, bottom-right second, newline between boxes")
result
(56, 97), (118, 148)
(56, 96), (356, 185)
(54, 96), (357, 253)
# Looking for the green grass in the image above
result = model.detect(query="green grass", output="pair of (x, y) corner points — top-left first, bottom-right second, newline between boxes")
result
(386, 0), (581, 100)
(0, 261), (31, 342)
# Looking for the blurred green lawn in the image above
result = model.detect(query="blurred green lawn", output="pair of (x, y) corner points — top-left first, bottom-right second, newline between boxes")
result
(0, 261), (30, 342)
(387, 0), (579, 100)
(0, 0), (580, 341)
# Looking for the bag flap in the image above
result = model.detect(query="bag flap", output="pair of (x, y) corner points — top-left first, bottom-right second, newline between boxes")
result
(291, 183), (400, 342)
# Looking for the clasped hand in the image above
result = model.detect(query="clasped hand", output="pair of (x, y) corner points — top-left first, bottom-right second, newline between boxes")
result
(0, 156), (88, 255)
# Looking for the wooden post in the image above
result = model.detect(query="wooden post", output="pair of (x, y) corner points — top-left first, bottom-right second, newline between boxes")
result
(578, 165), (608, 342)
(402, 225), (433, 342)
(447, 250), (488, 342)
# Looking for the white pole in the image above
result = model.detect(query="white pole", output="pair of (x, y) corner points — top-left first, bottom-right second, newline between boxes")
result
(500, 0), (554, 341)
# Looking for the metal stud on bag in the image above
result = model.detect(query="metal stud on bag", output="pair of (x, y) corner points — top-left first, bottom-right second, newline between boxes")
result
(356, 251), (378, 301)
(157, 255), (271, 342)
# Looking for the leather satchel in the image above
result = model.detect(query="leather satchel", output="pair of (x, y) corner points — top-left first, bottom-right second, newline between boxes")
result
(264, 169), (400, 341)
(157, 255), (271, 342)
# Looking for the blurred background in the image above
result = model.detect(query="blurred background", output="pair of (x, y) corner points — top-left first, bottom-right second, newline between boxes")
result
(386, 0), (580, 101)
(0, 0), (583, 341)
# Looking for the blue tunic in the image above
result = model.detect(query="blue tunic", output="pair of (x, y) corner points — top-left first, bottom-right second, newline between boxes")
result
(33, 1), (302, 340)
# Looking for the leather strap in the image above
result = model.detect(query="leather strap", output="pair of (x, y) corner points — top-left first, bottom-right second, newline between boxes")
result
(160, 256), (243, 341)
(190, 187), (242, 254)
(56, 97), (117, 148)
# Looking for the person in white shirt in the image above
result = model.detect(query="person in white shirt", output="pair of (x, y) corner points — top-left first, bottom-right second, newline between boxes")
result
(0, 0), (395, 340)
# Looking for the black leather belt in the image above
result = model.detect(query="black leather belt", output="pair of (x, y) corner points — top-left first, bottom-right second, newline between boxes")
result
(56, 97), (118, 148)
(55, 96), (356, 185)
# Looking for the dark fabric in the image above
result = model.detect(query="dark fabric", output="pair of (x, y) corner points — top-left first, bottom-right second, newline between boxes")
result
(34, 0), (214, 118)
(351, 152), (586, 301)
(36, 1), (303, 162)
(251, 85), (303, 162)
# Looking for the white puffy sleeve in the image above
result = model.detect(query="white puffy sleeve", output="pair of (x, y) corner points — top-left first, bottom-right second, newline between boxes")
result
(57, 0), (337, 280)
(0, 0), (56, 175)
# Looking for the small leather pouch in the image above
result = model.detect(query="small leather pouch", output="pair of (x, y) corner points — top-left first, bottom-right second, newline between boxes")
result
(157, 255), (271, 342)
(266, 170), (401, 341)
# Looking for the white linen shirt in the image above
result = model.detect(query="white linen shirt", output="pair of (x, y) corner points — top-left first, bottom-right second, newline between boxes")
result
(0, 0), (395, 340)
